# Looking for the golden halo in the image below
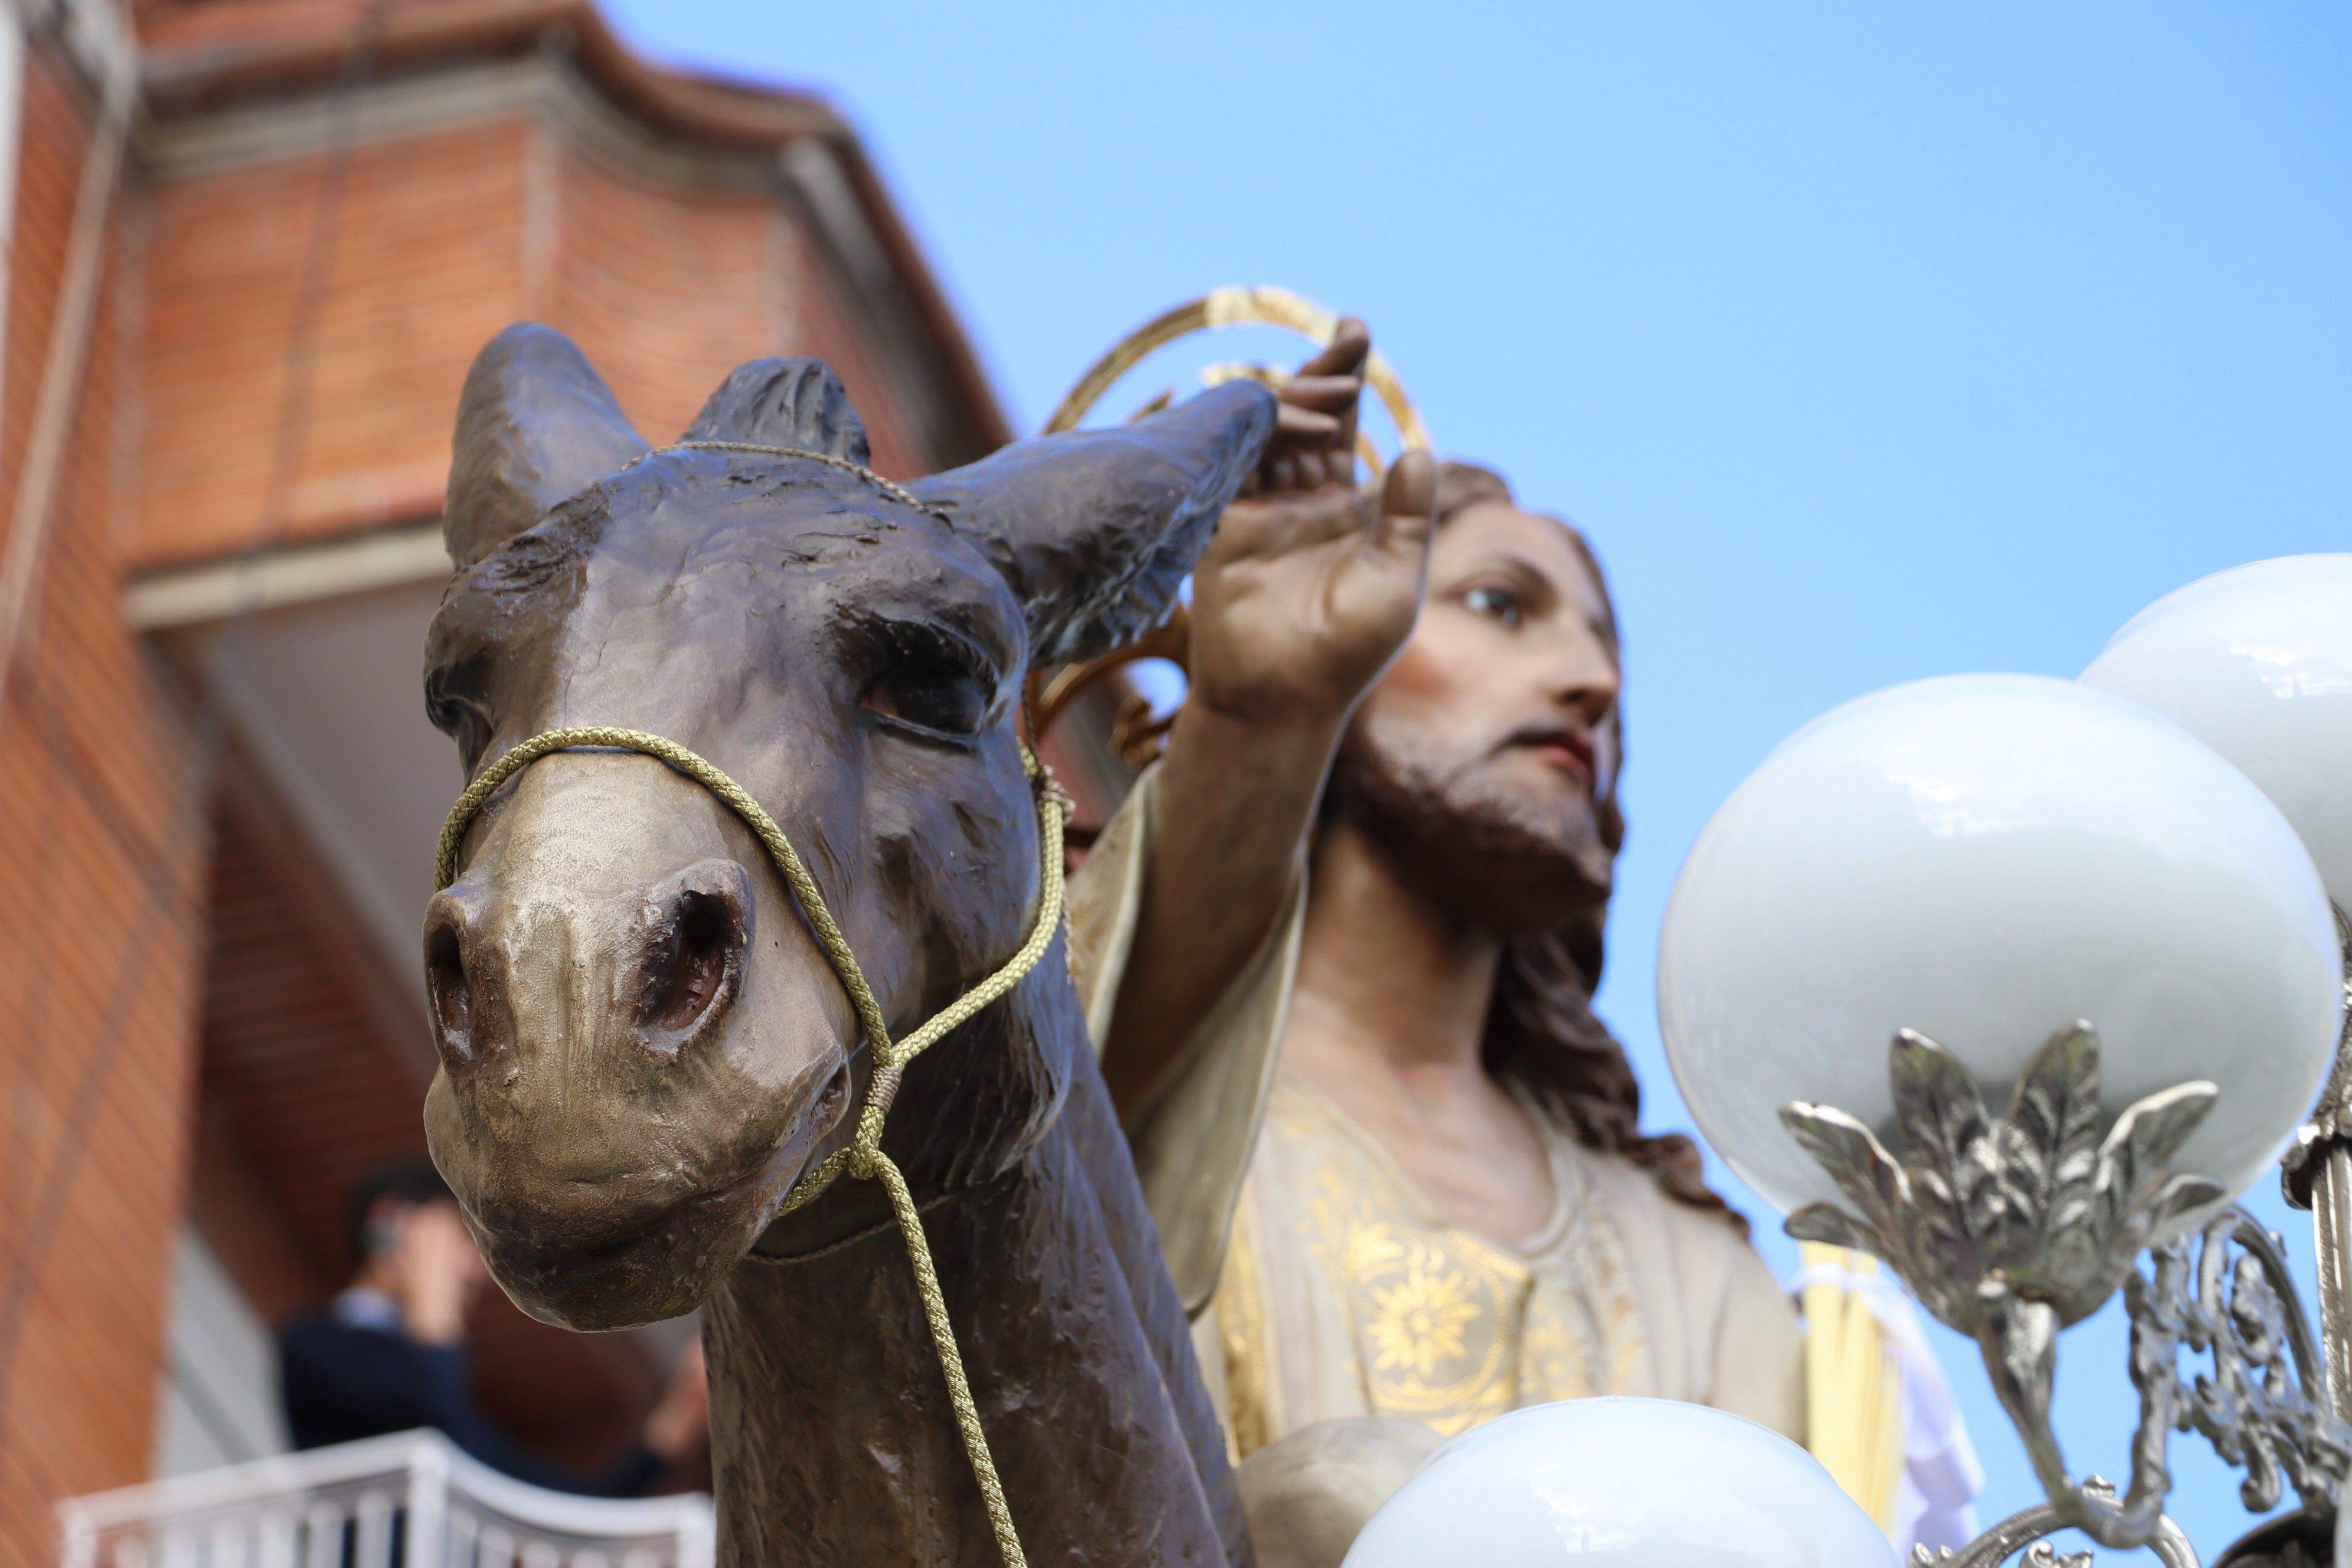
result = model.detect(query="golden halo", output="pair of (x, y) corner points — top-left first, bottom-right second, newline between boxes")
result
(1041, 285), (1432, 475)
(1027, 288), (1433, 769)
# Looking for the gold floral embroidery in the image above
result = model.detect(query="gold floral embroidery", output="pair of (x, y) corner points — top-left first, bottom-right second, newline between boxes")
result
(1218, 1079), (1654, 1446)
(1341, 1223), (1522, 1426)
(1363, 1242), (1483, 1380)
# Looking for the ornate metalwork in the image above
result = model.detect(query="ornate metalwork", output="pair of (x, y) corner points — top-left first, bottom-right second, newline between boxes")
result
(1783, 1023), (2226, 1333)
(1909, 1485), (2200, 1567)
(1786, 1023), (2352, 1553)
(2136, 1211), (2350, 1518)
(2279, 906), (2352, 1425)
(2281, 909), (2352, 1207)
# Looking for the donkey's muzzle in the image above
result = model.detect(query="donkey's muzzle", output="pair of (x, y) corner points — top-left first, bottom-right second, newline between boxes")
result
(420, 857), (750, 1073)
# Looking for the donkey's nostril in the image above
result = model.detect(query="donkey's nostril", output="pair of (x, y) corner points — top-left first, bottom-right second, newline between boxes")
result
(639, 887), (741, 1038)
(426, 919), (475, 1066)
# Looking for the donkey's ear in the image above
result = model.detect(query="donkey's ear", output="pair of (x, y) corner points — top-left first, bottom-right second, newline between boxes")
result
(909, 381), (1276, 666)
(684, 358), (870, 466)
(445, 324), (649, 569)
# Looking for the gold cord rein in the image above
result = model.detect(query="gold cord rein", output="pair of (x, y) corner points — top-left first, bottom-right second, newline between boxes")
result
(437, 724), (1062, 1568)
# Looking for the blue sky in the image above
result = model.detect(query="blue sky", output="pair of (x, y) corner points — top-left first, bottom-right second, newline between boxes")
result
(607, 2), (2352, 1550)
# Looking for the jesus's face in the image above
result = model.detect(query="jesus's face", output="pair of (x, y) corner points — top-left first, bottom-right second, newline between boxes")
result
(1329, 498), (1623, 934)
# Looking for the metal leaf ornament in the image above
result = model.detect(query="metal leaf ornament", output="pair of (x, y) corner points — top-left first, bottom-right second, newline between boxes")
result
(1796, 1031), (2351, 1559)
(1784, 1023), (2222, 1334)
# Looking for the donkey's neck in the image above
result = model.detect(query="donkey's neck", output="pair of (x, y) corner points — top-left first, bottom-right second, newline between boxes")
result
(704, 952), (1248, 1568)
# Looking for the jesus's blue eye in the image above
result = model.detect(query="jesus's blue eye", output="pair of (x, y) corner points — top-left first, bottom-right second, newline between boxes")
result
(1464, 584), (1523, 629)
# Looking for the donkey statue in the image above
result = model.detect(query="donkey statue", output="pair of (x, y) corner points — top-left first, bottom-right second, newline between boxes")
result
(420, 324), (1278, 1567)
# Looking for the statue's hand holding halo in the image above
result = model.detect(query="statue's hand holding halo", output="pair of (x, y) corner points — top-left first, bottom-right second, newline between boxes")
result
(1105, 320), (1439, 1111)
(1189, 318), (1439, 726)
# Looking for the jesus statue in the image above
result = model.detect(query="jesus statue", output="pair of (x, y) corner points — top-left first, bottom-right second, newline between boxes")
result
(1063, 323), (1804, 1544)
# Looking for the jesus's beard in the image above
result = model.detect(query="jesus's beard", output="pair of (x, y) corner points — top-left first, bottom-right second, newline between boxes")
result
(1325, 716), (1620, 940)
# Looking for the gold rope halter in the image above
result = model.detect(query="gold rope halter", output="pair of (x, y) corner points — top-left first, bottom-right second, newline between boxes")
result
(435, 446), (1061, 1568)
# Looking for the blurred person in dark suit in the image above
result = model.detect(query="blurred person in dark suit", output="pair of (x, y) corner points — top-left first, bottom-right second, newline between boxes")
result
(279, 1159), (708, 1495)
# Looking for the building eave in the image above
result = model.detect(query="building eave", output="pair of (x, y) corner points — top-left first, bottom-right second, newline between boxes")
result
(136, 0), (1014, 460)
(139, 0), (837, 146)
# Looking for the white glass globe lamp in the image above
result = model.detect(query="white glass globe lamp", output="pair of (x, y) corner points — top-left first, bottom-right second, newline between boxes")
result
(1657, 674), (2340, 1258)
(2080, 554), (2352, 920)
(1340, 1398), (1896, 1568)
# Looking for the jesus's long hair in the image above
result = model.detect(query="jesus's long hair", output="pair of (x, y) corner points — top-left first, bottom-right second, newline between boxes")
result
(1418, 463), (1745, 1233)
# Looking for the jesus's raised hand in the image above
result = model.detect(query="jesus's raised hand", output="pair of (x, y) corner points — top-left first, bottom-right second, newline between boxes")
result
(1098, 319), (1439, 1111)
(1190, 320), (1439, 726)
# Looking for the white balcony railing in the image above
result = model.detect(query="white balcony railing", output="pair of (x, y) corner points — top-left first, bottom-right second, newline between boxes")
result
(57, 1431), (716, 1568)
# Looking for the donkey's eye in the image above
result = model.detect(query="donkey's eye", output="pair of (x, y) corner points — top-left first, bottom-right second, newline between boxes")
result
(426, 681), (495, 773)
(865, 657), (989, 738)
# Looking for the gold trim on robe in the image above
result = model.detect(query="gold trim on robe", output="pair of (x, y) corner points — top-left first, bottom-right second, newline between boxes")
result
(1066, 765), (1808, 1458)
(1211, 1077), (1657, 1456)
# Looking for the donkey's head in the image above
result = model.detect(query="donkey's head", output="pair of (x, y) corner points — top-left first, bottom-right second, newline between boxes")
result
(420, 325), (1270, 1329)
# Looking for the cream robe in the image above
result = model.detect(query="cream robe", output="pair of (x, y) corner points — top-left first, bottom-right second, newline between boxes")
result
(1066, 766), (1806, 1458)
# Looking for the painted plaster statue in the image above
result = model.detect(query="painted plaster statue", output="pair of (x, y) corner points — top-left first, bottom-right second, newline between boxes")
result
(417, 323), (1342, 1567)
(1065, 324), (1805, 1500)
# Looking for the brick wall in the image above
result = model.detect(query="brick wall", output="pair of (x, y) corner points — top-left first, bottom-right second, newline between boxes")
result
(0, 43), (208, 1568)
(132, 97), (936, 574)
(135, 115), (536, 569)
(0, 12), (1011, 1560)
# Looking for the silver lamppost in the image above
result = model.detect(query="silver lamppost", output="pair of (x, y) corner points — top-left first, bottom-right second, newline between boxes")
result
(1659, 557), (2352, 1567)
